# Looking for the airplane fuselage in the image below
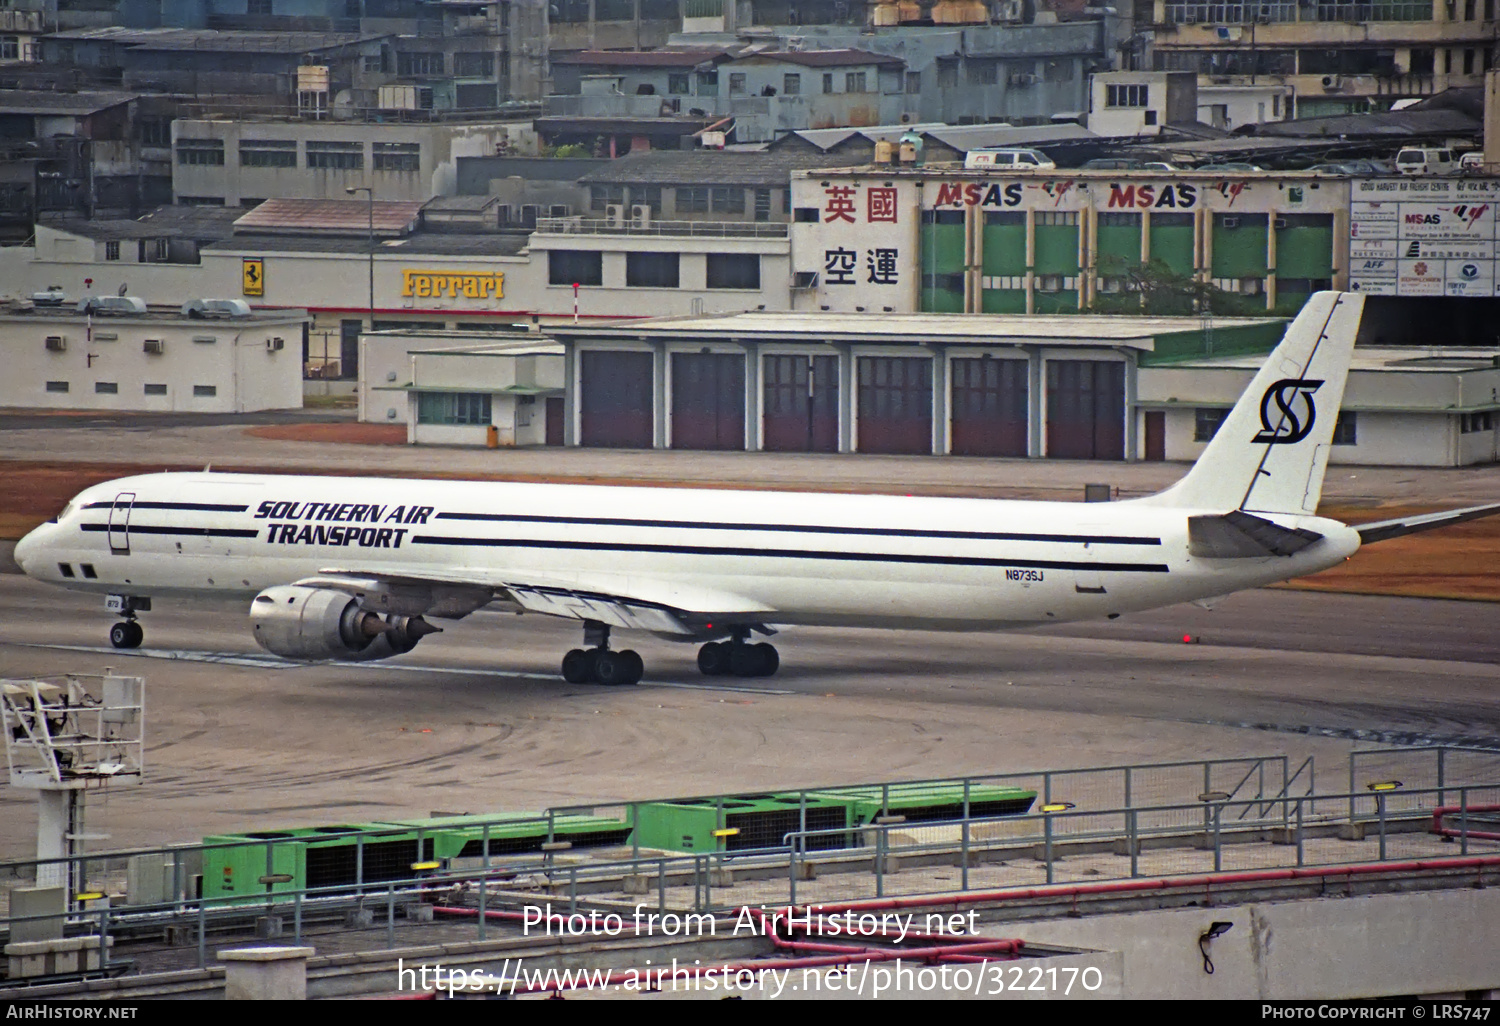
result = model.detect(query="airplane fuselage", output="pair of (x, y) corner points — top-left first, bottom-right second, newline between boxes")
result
(15, 471), (1361, 632)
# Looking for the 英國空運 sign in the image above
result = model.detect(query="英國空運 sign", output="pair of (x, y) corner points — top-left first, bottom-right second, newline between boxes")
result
(401, 269), (505, 300)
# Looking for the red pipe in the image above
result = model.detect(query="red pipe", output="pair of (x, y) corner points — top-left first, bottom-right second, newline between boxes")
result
(1430, 805), (1500, 841)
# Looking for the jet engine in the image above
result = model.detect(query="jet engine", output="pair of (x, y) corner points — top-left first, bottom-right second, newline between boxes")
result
(250, 585), (441, 662)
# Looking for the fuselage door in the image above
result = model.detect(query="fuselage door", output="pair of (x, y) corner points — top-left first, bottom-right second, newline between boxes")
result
(107, 492), (135, 555)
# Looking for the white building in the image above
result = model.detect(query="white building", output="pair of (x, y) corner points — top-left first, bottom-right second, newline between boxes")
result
(0, 300), (308, 413)
(1137, 347), (1500, 467)
(376, 339), (566, 447)
(1088, 72), (1199, 138)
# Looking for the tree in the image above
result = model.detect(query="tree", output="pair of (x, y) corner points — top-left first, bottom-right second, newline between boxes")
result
(1089, 256), (1241, 316)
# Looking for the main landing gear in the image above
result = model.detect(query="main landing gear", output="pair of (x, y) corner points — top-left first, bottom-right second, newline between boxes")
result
(697, 630), (779, 679)
(106, 594), (150, 650)
(561, 621), (644, 686)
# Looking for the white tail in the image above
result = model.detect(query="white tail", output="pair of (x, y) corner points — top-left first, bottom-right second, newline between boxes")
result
(1141, 291), (1365, 516)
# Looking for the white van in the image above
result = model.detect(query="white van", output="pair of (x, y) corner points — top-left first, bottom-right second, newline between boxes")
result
(964, 148), (1057, 171)
(1394, 147), (1458, 176)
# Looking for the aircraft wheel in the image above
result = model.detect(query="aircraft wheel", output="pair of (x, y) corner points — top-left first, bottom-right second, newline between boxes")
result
(593, 649), (629, 686)
(753, 642), (779, 678)
(697, 641), (730, 676)
(617, 649), (644, 686)
(561, 648), (592, 684)
(729, 643), (762, 678)
(110, 621), (143, 650)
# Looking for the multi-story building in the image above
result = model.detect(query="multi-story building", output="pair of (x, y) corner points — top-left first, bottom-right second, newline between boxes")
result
(1147, 0), (1497, 118)
(170, 117), (535, 207)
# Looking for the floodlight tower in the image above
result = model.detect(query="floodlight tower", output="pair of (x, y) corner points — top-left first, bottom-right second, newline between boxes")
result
(2, 673), (144, 908)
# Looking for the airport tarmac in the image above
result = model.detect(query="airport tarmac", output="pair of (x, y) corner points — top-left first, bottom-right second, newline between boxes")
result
(1, 571), (1496, 862)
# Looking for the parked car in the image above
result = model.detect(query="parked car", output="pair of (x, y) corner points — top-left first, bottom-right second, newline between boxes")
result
(1080, 158), (1143, 170)
(1140, 162), (1182, 172)
(1307, 163), (1358, 175)
(1394, 147), (1458, 176)
(1195, 162), (1266, 172)
(965, 148), (1057, 170)
(1458, 152), (1486, 174)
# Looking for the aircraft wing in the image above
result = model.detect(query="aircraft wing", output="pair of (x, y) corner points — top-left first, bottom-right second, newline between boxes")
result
(1354, 502), (1500, 545)
(1187, 510), (1324, 559)
(302, 566), (774, 636)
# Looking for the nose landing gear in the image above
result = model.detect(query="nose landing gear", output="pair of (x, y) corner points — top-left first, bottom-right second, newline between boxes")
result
(105, 595), (150, 649)
(109, 620), (143, 649)
(560, 620), (644, 686)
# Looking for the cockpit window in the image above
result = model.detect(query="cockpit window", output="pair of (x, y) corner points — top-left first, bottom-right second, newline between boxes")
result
(49, 500), (76, 524)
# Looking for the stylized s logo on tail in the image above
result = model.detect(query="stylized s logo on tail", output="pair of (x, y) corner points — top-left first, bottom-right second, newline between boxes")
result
(1251, 378), (1324, 445)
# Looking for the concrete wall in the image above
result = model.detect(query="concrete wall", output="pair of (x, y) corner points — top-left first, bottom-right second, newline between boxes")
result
(1005, 886), (1500, 999)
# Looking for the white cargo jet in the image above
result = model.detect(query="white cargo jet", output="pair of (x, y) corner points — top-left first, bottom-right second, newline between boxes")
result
(13, 292), (1500, 685)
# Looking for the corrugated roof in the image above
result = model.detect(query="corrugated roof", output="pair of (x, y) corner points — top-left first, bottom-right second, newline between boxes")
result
(207, 232), (529, 256)
(0, 89), (138, 115)
(233, 198), (426, 236)
(45, 207), (241, 242)
(554, 49), (734, 68)
(1253, 107), (1480, 139)
(577, 148), (866, 186)
(42, 26), (384, 53)
(743, 49), (904, 68)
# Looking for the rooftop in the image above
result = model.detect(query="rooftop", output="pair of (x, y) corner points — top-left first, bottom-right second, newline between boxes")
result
(206, 232), (530, 257)
(577, 148), (868, 186)
(1160, 347), (1500, 373)
(741, 49), (904, 68)
(41, 27), (385, 54)
(545, 311), (1286, 348)
(0, 302), (307, 323)
(43, 206), (241, 243)
(232, 198), (427, 237)
(554, 49), (734, 69)
(0, 89), (138, 116)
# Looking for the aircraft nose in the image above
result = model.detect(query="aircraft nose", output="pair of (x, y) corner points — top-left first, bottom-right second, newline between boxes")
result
(12, 526), (43, 577)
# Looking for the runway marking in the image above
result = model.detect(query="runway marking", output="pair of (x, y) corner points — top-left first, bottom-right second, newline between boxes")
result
(18, 644), (794, 695)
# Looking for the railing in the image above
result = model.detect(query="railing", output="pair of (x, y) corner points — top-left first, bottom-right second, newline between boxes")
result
(535, 217), (789, 238)
(1162, 0), (1431, 21)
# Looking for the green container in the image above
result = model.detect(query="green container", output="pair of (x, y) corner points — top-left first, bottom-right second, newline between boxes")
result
(633, 794), (850, 854)
(201, 824), (436, 904)
(804, 784), (1037, 825)
(371, 813), (632, 860)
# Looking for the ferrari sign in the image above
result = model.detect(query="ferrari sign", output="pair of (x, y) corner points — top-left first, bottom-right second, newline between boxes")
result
(242, 258), (264, 297)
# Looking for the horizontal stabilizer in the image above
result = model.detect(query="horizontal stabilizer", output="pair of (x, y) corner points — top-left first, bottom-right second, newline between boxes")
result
(1188, 510), (1324, 559)
(1356, 502), (1500, 545)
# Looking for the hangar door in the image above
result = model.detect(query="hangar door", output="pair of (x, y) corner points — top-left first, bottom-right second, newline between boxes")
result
(1045, 359), (1125, 460)
(950, 357), (1028, 457)
(580, 350), (653, 448)
(857, 356), (932, 455)
(671, 352), (745, 450)
(762, 355), (838, 452)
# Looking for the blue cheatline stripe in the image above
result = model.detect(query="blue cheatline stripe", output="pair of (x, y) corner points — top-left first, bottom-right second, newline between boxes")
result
(80, 524), (260, 539)
(83, 501), (249, 512)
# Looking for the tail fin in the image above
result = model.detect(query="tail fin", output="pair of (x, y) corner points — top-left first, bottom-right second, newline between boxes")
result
(1142, 291), (1364, 515)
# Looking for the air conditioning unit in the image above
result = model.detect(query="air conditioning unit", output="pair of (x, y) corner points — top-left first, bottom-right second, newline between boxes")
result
(181, 298), (252, 319)
(267, 336), (285, 352)
(1008, 73), (1039, 87)
(1240, 277), (1264, 295)
(604, 203), (626, 226)
(791, 270), (819, 289)
(1321, 75), (1343, 91)
(631, 204), (652, 227)
(1221, 216), (1240, 228)
(44, 335), (66, 351)
(142, 339), (164, 355)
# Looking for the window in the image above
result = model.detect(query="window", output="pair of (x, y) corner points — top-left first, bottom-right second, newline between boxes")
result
(668, 73), (690, 95)
(696, 71), (718, 96)
(306, 141), (363, 170)
(144, 383), (167, 395)
(937, 60), (957, 89)
(105, 241), (120, 261)
(710, 187), (744, 214)
(363, 53), (385, 73)
(373, 142), (420, 172)
(193, 385), (218, 397)
(80, 564), (97, 579)
(967, 60), (998, 85)
(239, 139), (297, 168)
(845, 71), (867, 93)
(783, 73), (801, 95)
(630, 185), (662, 214)
(822, 73), (834, 93)
(175, 139), (225, 166)
(0, 36), (18, 61)
(416, 392), (491, 425)
(676, 187), (709, 214)
(590, 184), (625, 211)
(1331, 411), (1356, 446)
(398, 52), (444, 77)
(626, 252), (679, 288)
(905, 72), (921, 94)
(95, 381), (118, 394)
(1194, 407), (1229, 442)
(793, 206), (819, 223)
(454, 51), (493, 77)
(1105, 84), (1149, 108)
(247, 0), (272, 14)
(729, 72), (747, 95)
(45, 381), (69, 393)
(548, 250), (603, 286)
(177, 196), (226, 206)
(706, 253), (759, 290)
(1460, 411), (1495, 433)
(137, 117), (172, 147)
